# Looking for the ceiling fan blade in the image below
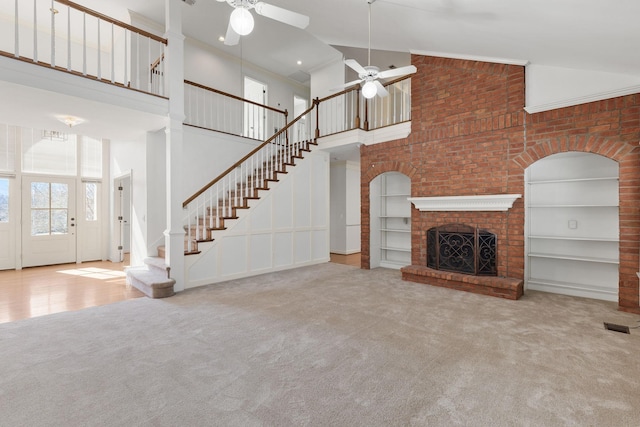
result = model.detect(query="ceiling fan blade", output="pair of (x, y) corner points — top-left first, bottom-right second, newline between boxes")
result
(254, 2), (310, 29)
(330, 79), (363, 92)
(374, 80), (389, 97)
(345, 59), (367, 75)
(377, 65), (417, 80)
(224, 21), (240, 46)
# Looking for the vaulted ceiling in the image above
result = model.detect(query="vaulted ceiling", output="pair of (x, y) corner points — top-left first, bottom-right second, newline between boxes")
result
(77, 0), (640, 82)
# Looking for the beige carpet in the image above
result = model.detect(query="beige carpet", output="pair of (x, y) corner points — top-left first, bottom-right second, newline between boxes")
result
(1, 263), (639, 426)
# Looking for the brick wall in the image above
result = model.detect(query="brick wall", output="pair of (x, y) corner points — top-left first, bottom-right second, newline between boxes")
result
(360, 54), (640, 313)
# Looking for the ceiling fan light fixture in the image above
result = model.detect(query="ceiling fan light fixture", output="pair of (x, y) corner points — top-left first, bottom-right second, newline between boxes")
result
(362, 81), (377, 99)
(230, 7), (254, 36)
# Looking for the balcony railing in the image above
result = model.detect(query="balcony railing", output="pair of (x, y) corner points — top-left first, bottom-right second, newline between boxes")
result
(184, 80), (288, 141)
(316, 75), (412, 137)
(0, 0), (168, 97)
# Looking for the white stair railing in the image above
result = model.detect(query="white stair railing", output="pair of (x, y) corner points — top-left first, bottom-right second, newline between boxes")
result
(3, 0), (168, 97)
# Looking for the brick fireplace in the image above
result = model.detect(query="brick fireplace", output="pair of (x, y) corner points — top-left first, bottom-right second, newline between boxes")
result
(360, 55), (640, 312)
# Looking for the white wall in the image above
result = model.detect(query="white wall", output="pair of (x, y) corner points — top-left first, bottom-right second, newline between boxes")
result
(525, 64), (640, 113)
(310, 57), (346, 100)
(185, 149), (330, 288)
(184, 39), (309, 117)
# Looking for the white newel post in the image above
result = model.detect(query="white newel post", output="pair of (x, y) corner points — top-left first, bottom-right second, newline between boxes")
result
(164, 0), (186, 291)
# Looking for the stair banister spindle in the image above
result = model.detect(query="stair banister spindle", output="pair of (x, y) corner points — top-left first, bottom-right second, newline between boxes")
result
(201, 197), (206, 241)
(222, 177), (226, 218)
(97, 18), (101, 80)
(33, 0), (37, 62)
(110, 23), (115, 83)
(186, 209), (192, 252)
(14, 0), (18, 58)
(67, 6), (71, 70)
(234, 166), (239, 207)
(50, 0), (55, 67)
(82, 12), (87, 75)
(214, 183), (219, 229)
(210, 185), (214, 230)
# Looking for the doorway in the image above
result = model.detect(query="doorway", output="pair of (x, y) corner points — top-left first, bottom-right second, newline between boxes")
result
(243, 76), (267, 140)
(21, 176), (77, 268)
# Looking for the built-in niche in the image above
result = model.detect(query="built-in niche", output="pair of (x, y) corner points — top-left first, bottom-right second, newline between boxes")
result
(369, 172), (411, 269)
(525, 152), (619, 301)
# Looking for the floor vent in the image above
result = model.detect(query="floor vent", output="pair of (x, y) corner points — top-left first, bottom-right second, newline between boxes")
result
(603, 322), (630, 334)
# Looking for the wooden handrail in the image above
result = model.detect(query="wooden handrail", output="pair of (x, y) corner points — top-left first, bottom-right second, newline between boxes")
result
(316, 74), (412, 104)
(55, 0), (168, 44)
(185, 80), (287, 116)
(183, 103), (316, 207)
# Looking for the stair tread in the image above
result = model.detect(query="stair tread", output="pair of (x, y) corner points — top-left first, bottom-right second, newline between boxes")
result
(127, 268), (174, 287)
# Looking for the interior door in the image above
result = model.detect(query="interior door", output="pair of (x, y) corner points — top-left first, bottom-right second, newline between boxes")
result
(22, 176), (76, 267)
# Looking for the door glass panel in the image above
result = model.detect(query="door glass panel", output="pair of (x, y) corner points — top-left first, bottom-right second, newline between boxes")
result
(51, 183), (68, 208)
(51, 209), (68, 234)
(31, 182), (49, 208)
(85, 182), (97, 221)
(0, 178), (8, 222)
(30, 182), (69, 236)
(31, 210), (50, 236)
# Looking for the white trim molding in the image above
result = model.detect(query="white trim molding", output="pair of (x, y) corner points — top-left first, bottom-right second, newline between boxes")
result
(410, 50), (529, 67)
(409, 194), (522, 212)
(524, 84), (640, 114)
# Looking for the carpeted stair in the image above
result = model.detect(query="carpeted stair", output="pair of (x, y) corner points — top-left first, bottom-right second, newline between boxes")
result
(126, 257), (175, 298)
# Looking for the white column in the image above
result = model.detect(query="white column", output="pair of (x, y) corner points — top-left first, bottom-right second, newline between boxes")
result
(163, 0), (186, 291)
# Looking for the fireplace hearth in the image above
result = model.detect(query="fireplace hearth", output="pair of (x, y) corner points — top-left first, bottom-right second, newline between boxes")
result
(427, 224), (496, 276)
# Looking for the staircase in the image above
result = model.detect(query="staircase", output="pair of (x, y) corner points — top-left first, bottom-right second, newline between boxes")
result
(161, 138), (318, 257)
(128, 103), (319, 297)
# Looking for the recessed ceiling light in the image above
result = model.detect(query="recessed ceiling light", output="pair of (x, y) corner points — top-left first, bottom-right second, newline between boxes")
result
(297, 60), (302, 65)
(218, 36), (225, 42)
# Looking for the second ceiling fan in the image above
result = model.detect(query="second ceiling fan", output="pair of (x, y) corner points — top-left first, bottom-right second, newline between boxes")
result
(340, 0), (417, 98)
(217, 0), (310, 46)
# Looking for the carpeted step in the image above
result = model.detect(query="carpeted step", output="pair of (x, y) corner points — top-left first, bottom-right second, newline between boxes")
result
(126, 259), (175, 299)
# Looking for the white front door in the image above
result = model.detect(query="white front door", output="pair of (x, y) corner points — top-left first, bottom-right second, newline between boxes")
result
(22, 176), (76, 267)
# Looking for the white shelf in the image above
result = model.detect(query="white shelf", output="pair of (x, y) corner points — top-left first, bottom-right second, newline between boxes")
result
(372, 172), (412, 269)
(379, 260), (409, 270)
(528, 177), (618, 185)
(528, 252), (619, 265)
(381, 246), (411, 253)
(529, 235), (619, 242)
(529, 205), (619, 209)
(527, 279), (618, 302)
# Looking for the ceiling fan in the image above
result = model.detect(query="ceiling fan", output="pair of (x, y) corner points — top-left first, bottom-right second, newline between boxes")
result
(338, 0), (417, 98)
(217, 0), (310, 46)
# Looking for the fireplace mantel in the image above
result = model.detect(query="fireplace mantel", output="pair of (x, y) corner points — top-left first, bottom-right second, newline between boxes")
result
(408, 194), (521, 212)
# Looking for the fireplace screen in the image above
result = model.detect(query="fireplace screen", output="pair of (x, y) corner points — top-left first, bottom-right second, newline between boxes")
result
(427, 224), (496, 276)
